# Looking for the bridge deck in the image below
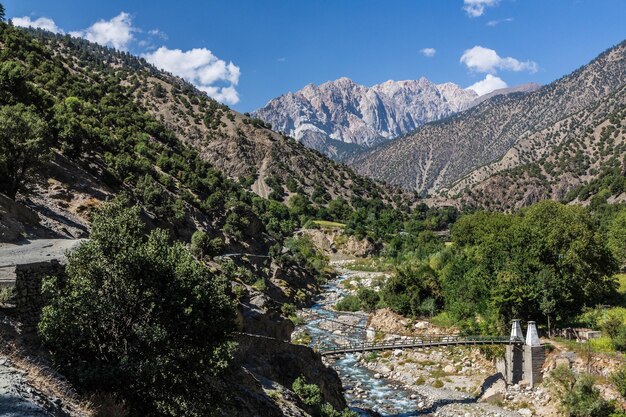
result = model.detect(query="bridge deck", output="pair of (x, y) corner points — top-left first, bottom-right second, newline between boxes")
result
(319, 335), (523, 356)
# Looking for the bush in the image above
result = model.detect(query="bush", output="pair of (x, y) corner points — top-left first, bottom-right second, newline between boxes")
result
(551, 366), (616, 417)
(39, 199), (236, 416)
(190, 230), (224, 259)
(292, 377), (356, 417)
(611, 365), (626, 399)
(335, 295), (361, 312)
(357, 288), (380, 312)
(292, 376), (322, 407)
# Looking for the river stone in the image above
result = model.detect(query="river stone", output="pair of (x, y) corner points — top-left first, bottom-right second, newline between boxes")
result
(443, 364), (456, 373)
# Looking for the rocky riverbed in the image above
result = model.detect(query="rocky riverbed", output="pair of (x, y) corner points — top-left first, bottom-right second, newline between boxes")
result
(293, 262), (534, 416)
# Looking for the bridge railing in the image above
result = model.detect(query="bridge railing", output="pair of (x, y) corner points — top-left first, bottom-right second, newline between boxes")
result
(319, 334), (523, 355)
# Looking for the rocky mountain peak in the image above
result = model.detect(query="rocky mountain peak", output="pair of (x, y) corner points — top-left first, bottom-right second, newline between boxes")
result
(253, 76), (478, 158)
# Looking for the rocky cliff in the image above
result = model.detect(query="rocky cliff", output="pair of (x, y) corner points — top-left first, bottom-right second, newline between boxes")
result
(253, 77), (477, 158)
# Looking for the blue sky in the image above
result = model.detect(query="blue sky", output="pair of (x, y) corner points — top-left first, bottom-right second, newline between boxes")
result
(4, 0), (626, 112)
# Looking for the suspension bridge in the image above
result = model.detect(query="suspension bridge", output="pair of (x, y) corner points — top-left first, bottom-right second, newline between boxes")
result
(319, 334), (523, 356)
(308, 315), (545, 387)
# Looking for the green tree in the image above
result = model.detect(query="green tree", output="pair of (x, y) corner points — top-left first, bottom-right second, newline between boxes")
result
(608, 209), (626, 267)
(357, 288), (380, 312)
(0, 3), (5, 23)
(52, 96), (95, 157)
(39, 198), (236, 416)
(0, 104), (48, 199)
(443, 201), (618, 329)
(190, 230), (224, 259)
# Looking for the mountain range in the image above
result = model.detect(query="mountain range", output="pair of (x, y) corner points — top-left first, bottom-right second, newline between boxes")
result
(253, 77), (478, 158)
(352, 40), (626, 207)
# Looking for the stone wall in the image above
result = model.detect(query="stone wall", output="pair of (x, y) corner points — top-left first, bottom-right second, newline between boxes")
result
(14, 260), (66, 329)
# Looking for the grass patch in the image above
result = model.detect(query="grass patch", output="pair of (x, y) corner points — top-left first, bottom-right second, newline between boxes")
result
(431, 311), (456, 328)
(252, 278), (268, 292)
(335, 295), (361, 312)
(289, 315), (305, 326)
(430, 368), (450, 379)
(589, 336), (615, 353)
(554, 337), (615, 354)
(312, 220), (346, 229)
(344, 257), (392, 273)
(293, 331), (312, 345)
(0, 287), (14, 304)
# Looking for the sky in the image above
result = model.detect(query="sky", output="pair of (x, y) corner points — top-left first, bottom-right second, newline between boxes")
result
(4, 0), (626, 112)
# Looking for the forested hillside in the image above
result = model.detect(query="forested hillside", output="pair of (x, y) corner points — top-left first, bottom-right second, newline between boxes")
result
(448, 84), (626, 210)
(0, 20), (452, 417)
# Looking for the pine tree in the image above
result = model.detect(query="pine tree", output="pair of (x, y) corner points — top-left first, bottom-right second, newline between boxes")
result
(0, 3), (5, 23)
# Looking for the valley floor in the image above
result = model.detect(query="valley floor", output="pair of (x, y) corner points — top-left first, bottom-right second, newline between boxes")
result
(297, 255), (624, 417)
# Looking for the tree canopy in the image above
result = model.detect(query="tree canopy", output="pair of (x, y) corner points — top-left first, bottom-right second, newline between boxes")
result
(39, 198), (236, 416)
(0, 104), (49, 198)
(380, 201), (619, 333)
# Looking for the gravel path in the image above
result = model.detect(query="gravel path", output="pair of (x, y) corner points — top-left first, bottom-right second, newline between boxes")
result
(0, 239), (85, 285)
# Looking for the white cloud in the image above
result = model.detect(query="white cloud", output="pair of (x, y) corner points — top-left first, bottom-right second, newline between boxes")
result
(460, 46), (538, 74)
(148, 29), (168, 40)
(70, 12), (136, 50)
(466, 74), (508, 96)
(420, 48), (437, 58)
(463, 0), (499, 17)
(144, 46), (241, 105)
(13, 16), (64, 34)
(486, 17), (513, 27)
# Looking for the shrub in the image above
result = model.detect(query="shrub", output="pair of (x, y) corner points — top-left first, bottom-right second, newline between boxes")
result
(357, 288), (380, 312)
(611, 365), (626, 399)
(39, 198), (236, 416)
(292, 377), (356, 417)
(335, 295), (361, 312)
(292, 376), (322, 407)
(190, 230), (224, 259)
(551, 366), (616, 417)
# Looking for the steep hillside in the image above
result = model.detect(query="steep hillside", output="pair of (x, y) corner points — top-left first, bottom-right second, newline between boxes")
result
(353, 41), (626, 194)
(0, 23), (360, 417)
(469, 82), (541, 107)
(253, 77), (477, 158)
(448, 85), (626, 211)
(13, 28), (408, 241)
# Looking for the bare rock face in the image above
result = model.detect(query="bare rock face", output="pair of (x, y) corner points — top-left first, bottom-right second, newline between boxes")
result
(342, 236), (376, 257)
(253, 77), (477, 158)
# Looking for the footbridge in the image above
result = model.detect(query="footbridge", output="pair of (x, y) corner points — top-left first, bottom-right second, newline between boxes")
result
(319, 334), (522, 356)
(318, 319), (546, 388)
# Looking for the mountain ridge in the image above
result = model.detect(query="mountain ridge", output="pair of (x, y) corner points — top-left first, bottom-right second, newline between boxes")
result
(352, 40), (626, 195)
(253, 76), (478, 158)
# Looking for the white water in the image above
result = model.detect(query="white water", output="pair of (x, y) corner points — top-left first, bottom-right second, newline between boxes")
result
(299, 276), (423, 416)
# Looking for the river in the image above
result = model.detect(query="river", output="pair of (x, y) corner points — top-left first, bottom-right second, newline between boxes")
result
(297, 274), (424, 416)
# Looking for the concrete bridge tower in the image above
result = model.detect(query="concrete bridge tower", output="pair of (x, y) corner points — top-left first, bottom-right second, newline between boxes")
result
(503, 320), (545, 387)
(505, 319), (524, 385)
(524, 321), (545, 387)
